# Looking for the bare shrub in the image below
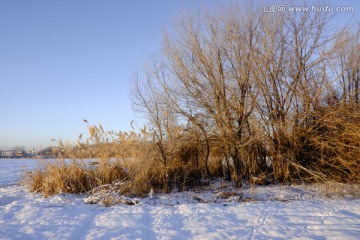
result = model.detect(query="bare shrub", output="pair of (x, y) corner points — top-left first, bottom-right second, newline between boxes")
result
(296, 103), (360, 183)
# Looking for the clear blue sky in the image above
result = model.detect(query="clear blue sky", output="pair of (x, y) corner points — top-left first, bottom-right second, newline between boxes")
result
(0, 0), (359, 150)
(0, 0), (215, 149)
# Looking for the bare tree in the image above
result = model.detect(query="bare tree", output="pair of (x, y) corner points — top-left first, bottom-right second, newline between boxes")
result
(336, 28), (360, 105)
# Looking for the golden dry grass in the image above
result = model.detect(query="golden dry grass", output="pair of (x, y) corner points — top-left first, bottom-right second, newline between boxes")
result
(25, 159), (127, 197)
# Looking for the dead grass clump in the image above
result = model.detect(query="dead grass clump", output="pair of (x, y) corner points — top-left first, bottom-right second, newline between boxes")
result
(307, 182), (360, 199)
(216, 191), (241, 199)
(167, 160), (203, 191)
(120, 155), (205, 196)
(25, 159), (128, 197)
(121, 158), (164, 197)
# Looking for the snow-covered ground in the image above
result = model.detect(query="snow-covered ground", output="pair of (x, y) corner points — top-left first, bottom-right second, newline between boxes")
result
(1, 159), (360, 239)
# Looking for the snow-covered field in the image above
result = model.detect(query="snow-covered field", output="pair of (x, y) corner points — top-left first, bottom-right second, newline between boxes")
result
(1, 159), (360, 239)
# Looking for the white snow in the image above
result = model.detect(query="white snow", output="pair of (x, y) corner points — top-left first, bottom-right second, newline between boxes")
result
(1, 159), (360, 239)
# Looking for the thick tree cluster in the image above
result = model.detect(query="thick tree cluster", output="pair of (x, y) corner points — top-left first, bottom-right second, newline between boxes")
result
(133, 5), (360, 188)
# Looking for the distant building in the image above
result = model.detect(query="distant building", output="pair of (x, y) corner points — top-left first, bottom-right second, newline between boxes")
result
(0, 150), (14, 158)
(0, 146), (31, 158)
